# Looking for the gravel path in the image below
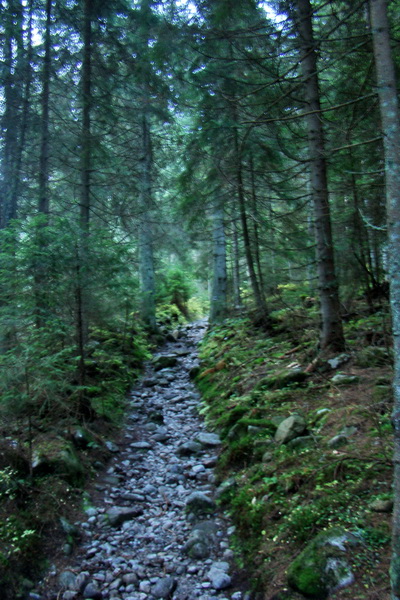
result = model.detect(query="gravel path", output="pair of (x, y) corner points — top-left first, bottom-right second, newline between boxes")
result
(33, 322), (249, 600)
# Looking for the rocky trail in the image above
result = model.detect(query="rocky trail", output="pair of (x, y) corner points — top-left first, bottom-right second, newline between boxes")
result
(33, 321), (249, 600)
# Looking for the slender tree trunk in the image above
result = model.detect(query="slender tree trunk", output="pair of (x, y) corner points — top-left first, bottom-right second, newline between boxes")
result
(369, 2), (400, 597)
(35, 0), (52, 328)
(2, 0), (23, 228)
(39, 0), (51, 219)
(76, 0), (94, 419)
(232, 216), (242, 310)
(210, 197), (227, 323)
(249, 154), (265, 296)
(233, 127), (268, 322)
(293, 0), (345, 351)
(138, 111), (157, 332)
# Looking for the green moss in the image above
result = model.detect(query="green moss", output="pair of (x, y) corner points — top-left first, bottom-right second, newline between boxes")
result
(255, 369), (308, 391)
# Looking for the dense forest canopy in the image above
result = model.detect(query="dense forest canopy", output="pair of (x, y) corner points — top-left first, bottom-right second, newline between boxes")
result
(2, 0), (400, 597)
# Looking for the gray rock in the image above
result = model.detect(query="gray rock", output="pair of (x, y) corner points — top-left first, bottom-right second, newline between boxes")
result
(60, 517), (79, 538)
(331, 374), (359, 385)
(185, 491), (216, 515)
(104, 441), (119, 453)
(176, 441), (202, 456)
(196, 432), (221, 447)
(327, 434), (349, 449)
(131, 441), (152, 450)
(123, 573), (139, 585)
(143, 377), (158, 387)
(275, 415), (306, 444)
(62, 592), (78, 600)
(82, 581), (102, 599)
(152, 577), (177, 598)
(152, 355), (178, 371)
(106, 506), (143, 527)
(58, 571), (77, 591)
(327, 353), (351, 370)
(208, 570), (231, 590)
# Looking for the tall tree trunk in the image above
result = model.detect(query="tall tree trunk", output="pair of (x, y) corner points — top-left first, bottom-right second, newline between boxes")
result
(138, 111), (157, 332)
(35, 0), (52, 328)
(293, 0), (345, 351)
(39, 0), (51, 219)
(232, 216), (242, 310)
(249, 153), (265, 296)
(0, 0), (29, 351)
(1, 0), (24, 228)
(210, 197), (227, 323)
(369, 1), (400, 597)
(233, 127), (268, 322)
(76, 0), (94, 419)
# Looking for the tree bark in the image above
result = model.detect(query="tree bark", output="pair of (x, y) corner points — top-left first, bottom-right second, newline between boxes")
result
(369, 1), (400, 597)
(210, 198), (227, 323)
(76, 0), (94, 419)
(1, 0), (24, 228)
(35, 0), (52, 329)
(39, 0), (51, 218)
(138, 111), (157, 332)
(232, 216), (242, 310)
(233, 126), (269, 322)
(293, 0), (345, 351)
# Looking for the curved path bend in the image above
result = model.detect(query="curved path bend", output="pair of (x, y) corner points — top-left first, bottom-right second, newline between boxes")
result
(36, 321), (249, 600)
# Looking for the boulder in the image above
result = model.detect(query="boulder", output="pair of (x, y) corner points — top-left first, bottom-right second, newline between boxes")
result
(32, 440), (84, 485)
(275, 415), (307, 444)
(326, 353), (351, 370)
(185, 491), (216, 515)
(189, 366), (201, 379)
(183, 521), (218, 559)
(331, 374), (359, 385)
(58, 571), (78, 591)
(196, 432), (221, 447)
(176, 441), (202, 456)
(207, 562), (231, 590)
(256, 368), (308, 390)
(69, 427), (95, 449)
(327, 435), (349, 449)
(152, 577), (177, 599)
(152, 355), (178, 371)
(106, 506), (143, 527)
(287, 527), (361, 598)
(82, 581), (102, 599)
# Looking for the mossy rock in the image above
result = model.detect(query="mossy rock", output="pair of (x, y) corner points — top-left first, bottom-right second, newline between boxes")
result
(355, 346), (392, 368)
(275, 415), (307, 444)
(152, 354), (178, 370)
(32, 438), (85, 485)
(330, 374), (359, 386)
(255, 369), (308, 391)
(69, 426), (95, 449)
(287, 527), (360, 598)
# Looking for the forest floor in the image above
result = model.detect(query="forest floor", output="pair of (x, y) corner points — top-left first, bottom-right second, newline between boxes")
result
(195, 296), (393, 600)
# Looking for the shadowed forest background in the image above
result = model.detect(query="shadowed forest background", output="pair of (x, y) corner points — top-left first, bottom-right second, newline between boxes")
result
(2, 0), (400, 598)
